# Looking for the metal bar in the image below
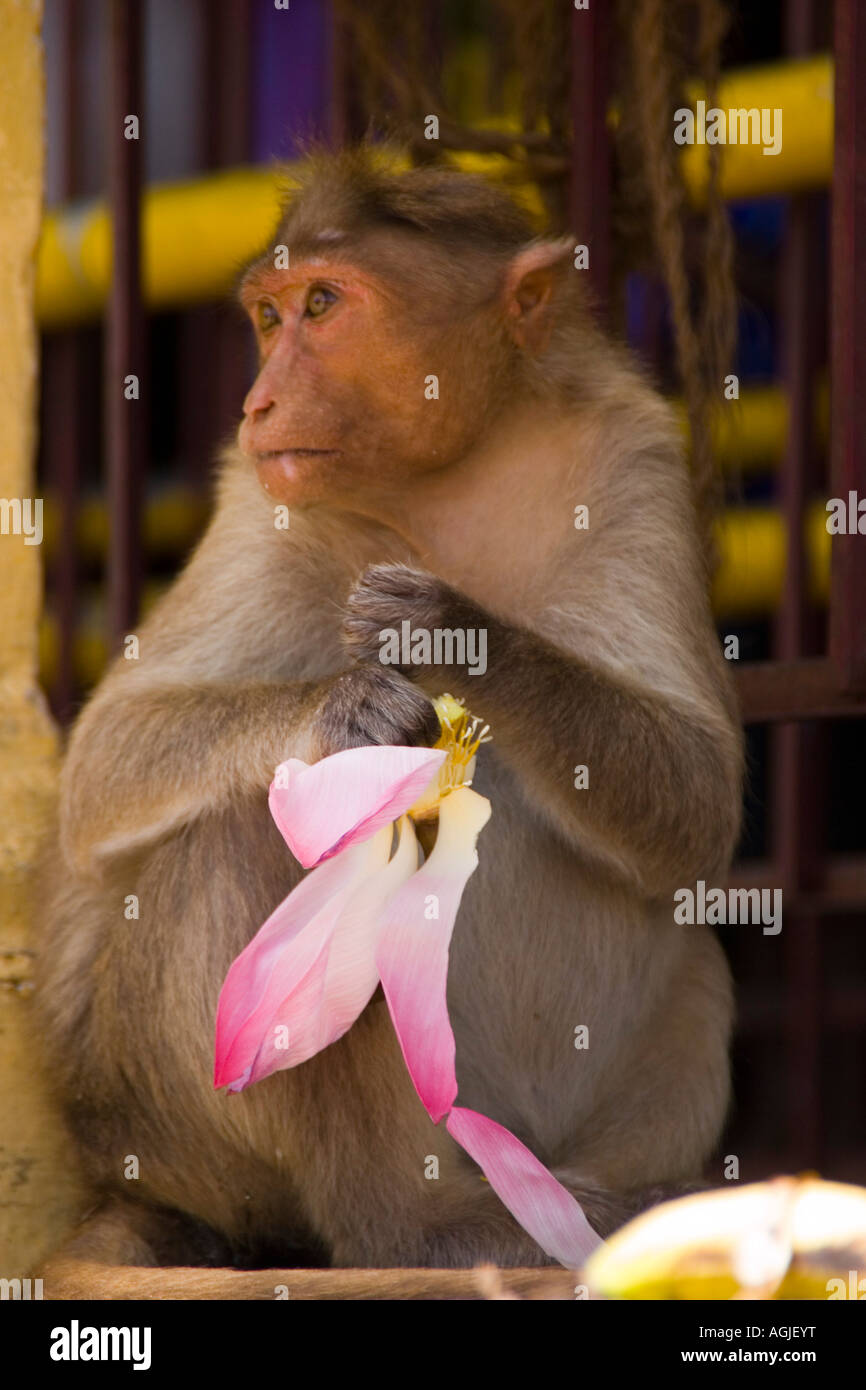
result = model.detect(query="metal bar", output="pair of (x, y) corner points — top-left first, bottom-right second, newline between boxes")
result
(59, 0), (82, 193)
(48, 339), (82, 718)
(176, 2), (255, 496)
(770, 0), (826, 1172)
(569, 0), (611, 313)
(737, 659), (866, 722)
(208, 0), (253, 443)
(782, 912), (822, 1163)
(177, 2), (215, 491)
(828, 0), (866, 692)
(328, 1), (367, 148)
(105, 0), (145, 646)
(47, 0), (84, 718)
(204, 0), (252, 167)
(775, 247), (823, 661)
(328, 1), (350, 150)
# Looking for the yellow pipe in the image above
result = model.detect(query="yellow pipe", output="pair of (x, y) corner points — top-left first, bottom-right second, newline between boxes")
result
(37, 168), (284, 328)
(679, 55), (833, 202)
(712, 500), (830, 617)
(41, 485), (210, 562)
(39, 580), (165, 689)
(686, 377), (828, 472)
(36, 56), (833, 328)
(707, 386), (791, 473)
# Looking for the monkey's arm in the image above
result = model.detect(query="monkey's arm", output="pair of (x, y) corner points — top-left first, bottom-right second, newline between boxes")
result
(61, 662), (438, 876)
(59, 678), (321, 874)
(447, 619), (740, 895)
(343, 565), (743, 898)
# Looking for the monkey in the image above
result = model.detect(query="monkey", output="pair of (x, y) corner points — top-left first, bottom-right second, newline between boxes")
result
(34, 147), (743, 1288)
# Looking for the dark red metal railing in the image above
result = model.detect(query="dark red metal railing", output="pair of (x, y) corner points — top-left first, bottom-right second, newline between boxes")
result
(829, 0), (866, 696)
(105, 0), (145, 646)
(569, 1), (611, 312)
(773, 0), (827, 1178)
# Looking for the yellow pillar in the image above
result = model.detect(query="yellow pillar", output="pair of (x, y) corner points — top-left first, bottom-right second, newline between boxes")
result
(0, 0), (82, 1272)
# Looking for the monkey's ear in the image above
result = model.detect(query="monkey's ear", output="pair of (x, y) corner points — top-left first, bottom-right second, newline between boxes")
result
(502, 237), (574, 351)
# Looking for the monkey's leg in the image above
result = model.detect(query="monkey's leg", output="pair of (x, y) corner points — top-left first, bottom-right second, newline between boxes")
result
(38, 1200), (323, 1299)
(407, 1181), (624, 1267)
(406, 1177), (711, 1269)
(38, 1197), (232, 1293)
(38, 1199), (578, 1300)
(416, 1191), (560, 1269)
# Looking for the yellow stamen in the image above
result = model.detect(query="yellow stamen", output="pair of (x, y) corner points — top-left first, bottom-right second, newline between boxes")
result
(409, 694), (491, 822)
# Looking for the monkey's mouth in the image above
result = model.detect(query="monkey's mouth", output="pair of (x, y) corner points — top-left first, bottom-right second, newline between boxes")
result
(253, 448), (343, 500)
(256, 448), (339, 461)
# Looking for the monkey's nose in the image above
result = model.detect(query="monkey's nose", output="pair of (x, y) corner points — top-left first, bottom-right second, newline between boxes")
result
(242, 379), (276, 418)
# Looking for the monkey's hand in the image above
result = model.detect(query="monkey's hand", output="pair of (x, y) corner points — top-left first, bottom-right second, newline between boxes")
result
(342, 563), (471, 691)
(342, 563), (742, 896)
(313, 665), (440, 760)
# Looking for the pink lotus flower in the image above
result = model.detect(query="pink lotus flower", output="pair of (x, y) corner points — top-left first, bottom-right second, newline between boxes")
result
(214, 698), (601, 1267)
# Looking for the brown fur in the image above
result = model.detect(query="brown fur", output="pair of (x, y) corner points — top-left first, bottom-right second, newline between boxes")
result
(34, 151), (742, 1289)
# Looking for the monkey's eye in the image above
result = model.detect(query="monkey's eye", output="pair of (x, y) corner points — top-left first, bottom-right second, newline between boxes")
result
(256, 300), (281, 333)
(305, 285), (338, 319)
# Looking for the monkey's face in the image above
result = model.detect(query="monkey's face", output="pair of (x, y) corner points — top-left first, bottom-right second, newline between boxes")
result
(237, 249), (511, 511)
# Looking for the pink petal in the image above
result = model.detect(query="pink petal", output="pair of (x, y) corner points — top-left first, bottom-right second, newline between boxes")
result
(215, 844), (365, 1051)
(269, 746), (446, 868)
(215, 830), (391, 1090)
(446, 1107), (603, 1267)
(246, 820), (420, 1085)
(376, 787), (490, 1123)
(297, 818), (418, 1049)
(373, 787), (601, 1266)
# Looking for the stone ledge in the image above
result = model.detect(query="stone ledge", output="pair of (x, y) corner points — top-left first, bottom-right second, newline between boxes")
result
(40, 1261), (580, 1301)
